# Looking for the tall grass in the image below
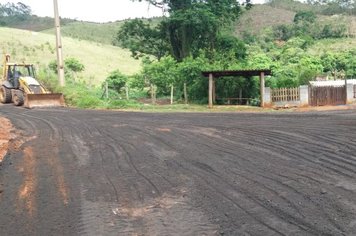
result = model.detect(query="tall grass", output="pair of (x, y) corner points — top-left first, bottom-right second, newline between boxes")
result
(0, 27), (141, 86)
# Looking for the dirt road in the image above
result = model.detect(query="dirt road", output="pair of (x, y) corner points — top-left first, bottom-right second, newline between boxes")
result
(0, 105), (355, 235)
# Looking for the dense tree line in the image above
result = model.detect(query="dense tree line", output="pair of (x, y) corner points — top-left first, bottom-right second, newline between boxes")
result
(0, 2), (31, 25)
(272, 10), (347, 41)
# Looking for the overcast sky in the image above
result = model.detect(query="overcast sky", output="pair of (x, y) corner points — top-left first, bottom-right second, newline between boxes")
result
(0, 0), (265, 23)
(0, 0), (165, 23)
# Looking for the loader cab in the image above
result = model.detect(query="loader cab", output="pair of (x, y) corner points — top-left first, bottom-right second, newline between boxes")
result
(7, 64), (36, 89)
(7, 65), (35, 79)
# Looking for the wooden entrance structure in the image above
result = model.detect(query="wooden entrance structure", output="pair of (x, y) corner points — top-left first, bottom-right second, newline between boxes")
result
(309, 86), (346, 106)
(202, 69), (272, 108)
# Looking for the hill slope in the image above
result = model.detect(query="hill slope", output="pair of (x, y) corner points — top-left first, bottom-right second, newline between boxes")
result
(235, 4), (356, 38)
(0, 27), (141, 85)
(42, 21), (125, 45)
(235, 4), (295, 36)
(41, 17), (162, 46)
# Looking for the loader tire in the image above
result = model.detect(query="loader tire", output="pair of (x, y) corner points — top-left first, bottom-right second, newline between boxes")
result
(0, 86), (12, 104)
(13, 92), (24, 106)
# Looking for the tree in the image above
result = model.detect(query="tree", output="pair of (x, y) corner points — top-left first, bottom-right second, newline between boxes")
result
(116, 19), (169, 60)
(0, 2), (31, 16)
(143, 56), (178, 95)
(104, 70), (128, 95)
(162, 5), (219, 60)
(48, 57), (85, 80)
(0, 2), (31, 24)
(129, 0), (247, 61)
(64, 58), (85, 73)
(294, 11), (316, 24)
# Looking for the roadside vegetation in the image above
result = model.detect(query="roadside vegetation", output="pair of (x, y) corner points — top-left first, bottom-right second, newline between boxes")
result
(1, 0), (355, 110)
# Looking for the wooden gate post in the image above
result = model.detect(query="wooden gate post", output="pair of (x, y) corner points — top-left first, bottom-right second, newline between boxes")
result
(260, 72), (265, 107)
(209, 73), (214, 108)
(184, 82), (188, 104)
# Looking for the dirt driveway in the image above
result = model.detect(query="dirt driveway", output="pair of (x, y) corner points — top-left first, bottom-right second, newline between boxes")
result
(0, 105), (355, 235)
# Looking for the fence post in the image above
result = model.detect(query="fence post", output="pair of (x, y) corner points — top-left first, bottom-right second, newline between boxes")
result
(105, 81), (109, 100)
(209, 73), (213, 108)
(170, 85), (174, 105)
(184, 82), (188, 104)
(299, 85), (309, 106)
(151, 84), (156, 105)
(346, 83), (354, 103)
(264, 87), (271, 106)
(260, 72), (265, 107)
(126, 86), (129, 100)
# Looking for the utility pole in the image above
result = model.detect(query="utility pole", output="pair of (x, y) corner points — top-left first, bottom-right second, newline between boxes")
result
(54, 0), (65, 86)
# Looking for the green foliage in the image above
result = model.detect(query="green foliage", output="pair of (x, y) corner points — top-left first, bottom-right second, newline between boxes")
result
(131, 0), (246, 61)
(177, 56), (209, 101)
(143, 56), (178, 95)
(321, 50), (356, 77)
(117, 19), (169, 60)
(0, 2), (31, 17)
(321, 0), (356, 15)
(104, 70), (128, 95)
(48, 57), (85, 80)
(294, 11), (316, 23)
(273, 17), (347, 41)
(64, 57), (85, 73)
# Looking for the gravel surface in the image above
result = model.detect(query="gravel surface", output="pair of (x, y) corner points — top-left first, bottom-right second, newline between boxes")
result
(0, 105), (356, 235)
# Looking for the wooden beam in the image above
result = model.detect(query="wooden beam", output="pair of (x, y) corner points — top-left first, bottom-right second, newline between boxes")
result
(212, 78), (216, 103)
(209, 73), (213, 108)
(260, 72), (265, 108)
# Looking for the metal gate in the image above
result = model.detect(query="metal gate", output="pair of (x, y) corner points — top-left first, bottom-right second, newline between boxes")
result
(309, 86), (346, 106)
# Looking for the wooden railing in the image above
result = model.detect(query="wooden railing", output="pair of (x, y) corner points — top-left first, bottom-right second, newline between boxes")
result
(271, 87), (300, 102)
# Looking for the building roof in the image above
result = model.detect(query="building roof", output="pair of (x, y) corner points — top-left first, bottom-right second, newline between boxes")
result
(310, 79), (356, 87)
(202, 69), (272, 77)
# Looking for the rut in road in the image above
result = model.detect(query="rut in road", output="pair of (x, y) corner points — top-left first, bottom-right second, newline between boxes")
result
(0, 106), (356, 235)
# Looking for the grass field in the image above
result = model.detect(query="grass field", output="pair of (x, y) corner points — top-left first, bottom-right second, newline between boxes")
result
(41, 17), (162, 46)
(0, 27), (141, 85)
(41, 21), (124, 45)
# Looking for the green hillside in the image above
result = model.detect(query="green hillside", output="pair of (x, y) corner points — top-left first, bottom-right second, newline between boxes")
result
(41, 21), (124, 45)
(308, 38), (356, 55)
(0, 27), (141, 85)
(235, 4), (356, 38)
(235, 4), (296, 36)
(41, 17), (162, 46)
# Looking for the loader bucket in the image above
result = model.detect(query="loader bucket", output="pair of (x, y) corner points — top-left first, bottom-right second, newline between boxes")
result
(24, 93), (65, 108)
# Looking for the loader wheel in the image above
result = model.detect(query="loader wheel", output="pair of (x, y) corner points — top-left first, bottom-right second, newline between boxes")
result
(13, 92), (24, 106)
(0, 86), (12, 104)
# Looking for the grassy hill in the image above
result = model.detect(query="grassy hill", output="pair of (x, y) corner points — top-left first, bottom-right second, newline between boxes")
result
(0, 27), (141, 85)
(41, 21), (124, 45)
(0, 15), (75, 32)
(235, 4), (296, 36)
(41, 17), (162, 46)
(235, 4), (356, 38)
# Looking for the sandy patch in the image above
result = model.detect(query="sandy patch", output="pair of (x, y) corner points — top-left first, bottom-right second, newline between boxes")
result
(0, 117), (13, 162)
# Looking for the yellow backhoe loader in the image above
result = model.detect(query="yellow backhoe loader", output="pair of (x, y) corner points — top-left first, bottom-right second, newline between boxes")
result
(0, 54), (65, 108)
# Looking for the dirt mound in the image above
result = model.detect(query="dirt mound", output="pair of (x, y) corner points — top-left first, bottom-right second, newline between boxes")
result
(0, 117), (13, 162)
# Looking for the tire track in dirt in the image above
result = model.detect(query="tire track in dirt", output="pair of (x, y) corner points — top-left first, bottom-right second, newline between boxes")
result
(135, 126), (302, 235)
(140, 122), (351, 235)
(1, 106), (356, 235)
(0, 107), (79, 235)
